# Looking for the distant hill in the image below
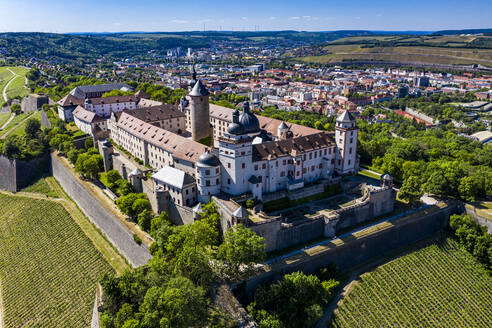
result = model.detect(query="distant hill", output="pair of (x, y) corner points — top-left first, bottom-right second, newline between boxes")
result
(434, 29), (492, 35)
(0, 31), (375, 64)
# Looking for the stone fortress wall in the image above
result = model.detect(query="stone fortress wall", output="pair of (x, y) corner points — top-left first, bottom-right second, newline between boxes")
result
(247, 185), (395, 252)
(0, 154), (50, 192)
(243, 201), (461, 296)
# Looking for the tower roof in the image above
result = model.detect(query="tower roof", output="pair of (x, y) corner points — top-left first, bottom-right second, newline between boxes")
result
(239, 102), (260, 134)
(336, 110), (355, 123)
(197, 151), (220, 167)
(232, 206), (249, 218)
(278, 121), (289, 130)
(189, 80), (210, 97)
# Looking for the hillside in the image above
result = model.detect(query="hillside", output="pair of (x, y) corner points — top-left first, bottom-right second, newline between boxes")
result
(298, 34), (492, 68)
(330, 237), (492, 328)
(0, 31), (373, 64)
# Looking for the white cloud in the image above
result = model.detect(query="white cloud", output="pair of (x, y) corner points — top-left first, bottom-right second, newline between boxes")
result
(198, 18), (214, 24)
(269, 16), (277, 20)
(289, 16), (300, 20)
(170, 19), (188, 24)
(302, 16), (311, 19)
(241, 17), (248, 21)
(376, 13), (383, 17)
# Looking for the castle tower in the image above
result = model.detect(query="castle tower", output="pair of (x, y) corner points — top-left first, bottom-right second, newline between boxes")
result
(335, 110), (358, 175)
(277, 121), (292, 140)
(129, 168), (143, 193)
(196, 151), (221, 203)
(98, 139), (113, 172)
(189, 80), (210, 141)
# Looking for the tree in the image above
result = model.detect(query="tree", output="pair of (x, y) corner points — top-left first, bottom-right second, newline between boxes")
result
(49, 133), (72, 152)
(25, 118), (41, 139)
(424, 170), (448, 197)
(3, 140), (19, 158)
(106, 169), (122, 189)
(67, 148), (80, 164)
(399, 176), (423, 204)
(116, 193), (148, 219)
(83, 156), (102, 180)
(117, 179), (134, 196)
(85, 137), (94, 150)
(11, 103), (21, 115)
(458, 176), (478, 202)
(132, 198), (151, 216)
(216, 224), (265, 281)
(137, 209), (153, 232)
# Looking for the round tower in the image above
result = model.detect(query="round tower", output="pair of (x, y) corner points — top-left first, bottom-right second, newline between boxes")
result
(381, 173), (393, 189)
(196, 151), (221, 203)
(189, 80), (210, 141)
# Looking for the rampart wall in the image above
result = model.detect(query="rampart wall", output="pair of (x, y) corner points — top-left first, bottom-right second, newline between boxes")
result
(243, 202), (460, 296)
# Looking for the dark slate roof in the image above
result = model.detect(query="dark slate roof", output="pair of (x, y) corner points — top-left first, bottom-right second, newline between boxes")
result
(239, 102), (260, 134)
(189, 80), (210, 97)
(252, 132), (336, 161)
(227, 122), (245, 135)
(197, 151), (221, 167)
(336, 110), (355, 122)
(87, 95), (137, 105)
(70, 83), (133, 99)
(117, 104), (185, 123)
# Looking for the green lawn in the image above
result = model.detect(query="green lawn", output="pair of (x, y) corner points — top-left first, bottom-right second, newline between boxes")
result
(0, 111), (11, 127)
(0, 193), (114, 327)
(21, 176), (58, 197)
(6, 75), (29, 99)
(357, 169), (381, 180)
(331, 237), (492, 328)
(7, 110), (41, 136)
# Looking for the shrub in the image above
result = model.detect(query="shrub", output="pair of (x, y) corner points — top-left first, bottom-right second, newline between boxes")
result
(246, 199), (255, 208)
(133, 234), (142, 245)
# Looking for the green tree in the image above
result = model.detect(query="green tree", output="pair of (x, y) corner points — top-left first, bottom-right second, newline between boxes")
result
(424, 171), (448, 197)
(137, 209), (153, 232)
(106, 170), (122, 189)
(3, 140), (19, 158)
(458, 176), (478, 202)
(399, 176), (423, 204)
(24, 118), (41, 139)
(216, 224), (265, 281)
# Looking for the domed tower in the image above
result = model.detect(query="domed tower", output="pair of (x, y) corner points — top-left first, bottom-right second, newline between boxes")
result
(381, 173), (393, 189)
(189, 80), (211, 141)
(196, 151), (221, 203)
(238, 102), (260, 134)
(335, 110), (358, 175)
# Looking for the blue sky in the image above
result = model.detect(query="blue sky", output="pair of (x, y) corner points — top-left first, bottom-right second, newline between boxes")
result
(0, 0), (490, 33)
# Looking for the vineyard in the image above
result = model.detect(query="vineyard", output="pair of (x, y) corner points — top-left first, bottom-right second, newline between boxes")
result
(0, 193), (113, 327)
(330, 237), (492, 328)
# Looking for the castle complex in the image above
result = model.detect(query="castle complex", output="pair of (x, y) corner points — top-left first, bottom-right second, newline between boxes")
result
(57, 79), (395, 251)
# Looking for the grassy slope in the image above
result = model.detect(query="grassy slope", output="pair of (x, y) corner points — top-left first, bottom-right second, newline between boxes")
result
(0, 112), (11, 127)
(0, 193), (114, 327)
(331, 237), (492, 328)
(21, 176), (58, 197)
(299, 35), (492, 67)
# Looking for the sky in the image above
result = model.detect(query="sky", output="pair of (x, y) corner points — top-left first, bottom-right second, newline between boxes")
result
(0, 0), (490, 33)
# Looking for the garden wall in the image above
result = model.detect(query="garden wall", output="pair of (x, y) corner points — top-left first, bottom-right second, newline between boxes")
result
(0, 153), (50, 192)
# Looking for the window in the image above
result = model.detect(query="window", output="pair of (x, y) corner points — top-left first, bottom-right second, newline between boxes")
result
(258, 176), (262, 182)
(283, 159), (286, 165)
(350, 138), (353, 144)
(348, 160), (351, 165)
(227, 163), (231, 169)
(242, 163), (245, 169)
(280, 171), (285, 177)
(186, 189), (189, 195)
(206, 180), (210, 186)
(311, 165), (315, 171)
(228, 178), (231, 184)
(331, 159), (334, 164)
(205, 169), (210, 175)
(303, 154), (306, 161)
(216, 168), (219, 174)
(262, 163), (266, 169)
(349, 148), (352, 154)
(324, 149), (327, 155)
(254, 164), (258, 170)
(276, 161), (278, 167)
(216, 178), (219, 184)
(241, 151), (245, 155)
(296, 171), (300, 176)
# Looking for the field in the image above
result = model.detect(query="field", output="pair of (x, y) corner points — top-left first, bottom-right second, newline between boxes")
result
(0, 193), (114, 327)
(0, 110), (40, 138)
(21, 176), (59, 197)
(299, 35), (492, 68)
(0, 66), (29, 102)
(330, 237), (492, 328)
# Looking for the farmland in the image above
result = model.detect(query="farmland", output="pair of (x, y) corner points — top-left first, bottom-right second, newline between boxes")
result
(0, 66), (29, 102)
(0, 193), (114, 327)
(330, 237), (492, 328)
(298, 35), (492, 68)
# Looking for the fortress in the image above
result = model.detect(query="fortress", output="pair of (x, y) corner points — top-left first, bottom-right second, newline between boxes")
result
(56, 77), (396, 251)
